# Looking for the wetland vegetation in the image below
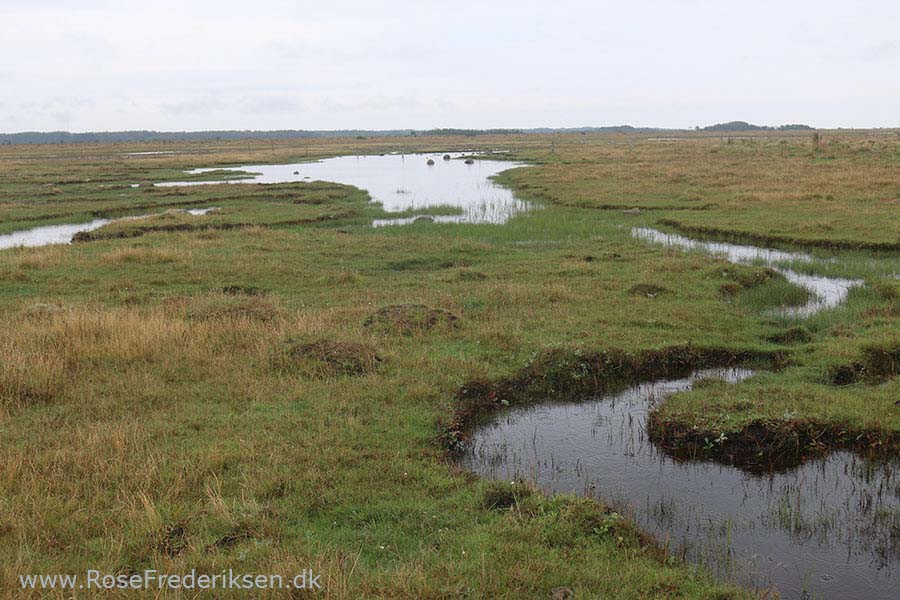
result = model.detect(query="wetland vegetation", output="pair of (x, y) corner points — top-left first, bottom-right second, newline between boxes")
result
(0, 131), (897, 598)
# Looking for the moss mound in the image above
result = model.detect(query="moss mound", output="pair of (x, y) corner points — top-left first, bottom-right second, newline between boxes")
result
(275, 339), (382, 377)
(363, 304), (460, 334)
(767, 326), (813, 345)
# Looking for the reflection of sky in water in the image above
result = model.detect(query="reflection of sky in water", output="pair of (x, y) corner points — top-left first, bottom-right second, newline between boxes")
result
(0, 220), (112, 249)
(464, 369), (899, 600)
(0, 208), (219, 249)
(159, 153), (530, 225)
(632, 227), (863, 317)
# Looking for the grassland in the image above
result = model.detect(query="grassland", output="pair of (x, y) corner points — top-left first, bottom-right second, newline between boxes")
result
(0, 131), (897, 598)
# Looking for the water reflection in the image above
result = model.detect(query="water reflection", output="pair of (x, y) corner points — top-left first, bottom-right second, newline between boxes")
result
(158, 153), (529, 225)
(0, 207), (219, 250)
(632, 227), (863, 317)
(463, 368), (899, 600)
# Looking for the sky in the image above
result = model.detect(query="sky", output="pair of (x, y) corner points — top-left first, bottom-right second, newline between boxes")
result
(0, 0), (897, 132)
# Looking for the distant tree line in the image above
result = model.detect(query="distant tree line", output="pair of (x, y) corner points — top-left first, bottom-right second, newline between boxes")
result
(0, 129), (413, 145)
(701, 121), (814, 132)
(0, 122), (816, 145)
(418, 128), (523, 136)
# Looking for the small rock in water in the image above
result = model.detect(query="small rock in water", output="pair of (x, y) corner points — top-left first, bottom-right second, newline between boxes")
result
(293, 171), (299, 175)
(413, 215), (435, 223)
(623, 208), (642, 215)
(464, 158), (475, 164)
(426, 159), (435, 166)
(443, 154), (451, 160)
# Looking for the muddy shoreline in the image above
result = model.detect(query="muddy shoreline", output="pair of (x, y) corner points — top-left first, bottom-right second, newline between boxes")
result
(442, 345), (897, 471)
(458, 359), (899, 599)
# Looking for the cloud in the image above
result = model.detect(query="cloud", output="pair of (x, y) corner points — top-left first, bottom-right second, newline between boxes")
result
(0, 0), (897, 131)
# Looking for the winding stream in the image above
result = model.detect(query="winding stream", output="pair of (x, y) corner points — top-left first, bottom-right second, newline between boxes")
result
(632, 227), (863, 318)
(463, 369), (898, 600)
(466, 229), (896, 598)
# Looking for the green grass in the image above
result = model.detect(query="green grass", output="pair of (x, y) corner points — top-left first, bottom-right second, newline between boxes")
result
(0, 132), (896, 598)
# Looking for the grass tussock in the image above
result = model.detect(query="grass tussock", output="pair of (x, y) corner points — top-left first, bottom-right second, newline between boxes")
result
(273, 338), (382, 377)
(363, 303), (460, 334)
(480, 480), (534, 510)
(738, 277), (811, 311)
(766, 326), (813, 345)
(828, 343), (900, 385)
(628, 283), (671, 298)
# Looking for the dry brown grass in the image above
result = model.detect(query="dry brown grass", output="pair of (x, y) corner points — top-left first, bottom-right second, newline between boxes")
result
(7, 246), (82, 271)
(0, 302), (287, 410)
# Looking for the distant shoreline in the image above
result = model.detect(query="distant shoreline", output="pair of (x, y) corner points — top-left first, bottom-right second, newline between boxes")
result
(1, 122), (871, 145)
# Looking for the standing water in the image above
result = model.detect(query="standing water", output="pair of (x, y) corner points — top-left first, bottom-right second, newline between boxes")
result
(463, 368), (899, 600)
(0, 208), (219, 250)
(157, 153), (529, 225)
(631, 227), (863, 317)
(0, 219), (114, 250)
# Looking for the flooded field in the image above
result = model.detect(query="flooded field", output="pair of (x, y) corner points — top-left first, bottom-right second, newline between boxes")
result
(463, 368), (899, 599)
(632, 227), (864, 317)
(158, 153), (530, 225)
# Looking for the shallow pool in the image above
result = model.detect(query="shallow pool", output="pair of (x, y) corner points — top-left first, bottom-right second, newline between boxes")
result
(158, 153), (530, 225)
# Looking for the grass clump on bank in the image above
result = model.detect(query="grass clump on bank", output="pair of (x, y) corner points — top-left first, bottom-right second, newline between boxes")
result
(827, 342), (900, 385)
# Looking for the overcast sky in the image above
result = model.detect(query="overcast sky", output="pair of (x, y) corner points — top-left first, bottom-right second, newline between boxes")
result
(1, 0), (897, 132)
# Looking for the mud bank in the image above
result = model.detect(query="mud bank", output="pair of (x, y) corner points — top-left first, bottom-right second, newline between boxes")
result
(649, 412), (897, 471)
(440, 346), (772, 456)
(444, 345), (896, 470)
(462, 365), (899, 599)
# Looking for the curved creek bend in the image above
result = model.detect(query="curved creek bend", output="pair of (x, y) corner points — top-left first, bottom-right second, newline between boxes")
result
(631, 227), (864, 318)
(462, 370), (897, 600)
(466, 229), (896, 599)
